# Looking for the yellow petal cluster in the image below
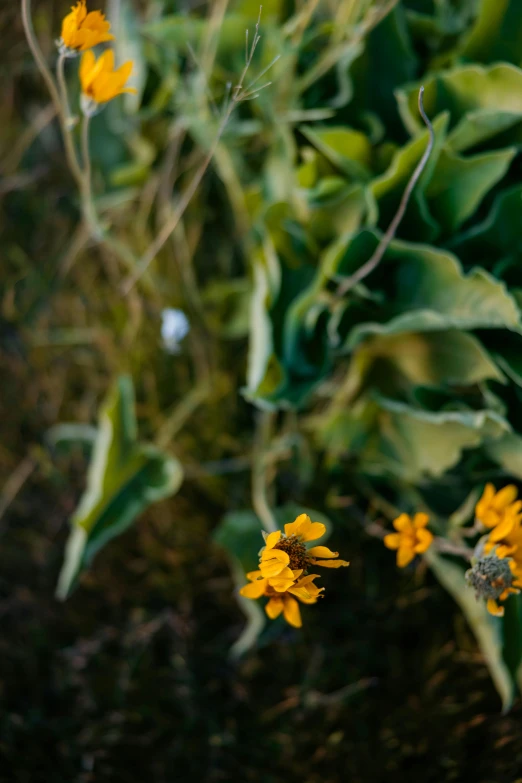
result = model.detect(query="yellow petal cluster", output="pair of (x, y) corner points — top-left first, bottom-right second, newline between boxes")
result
(239, 514), (349, 627)
(475, 484), (522, 616)
(61, 0), (114, 52)
(384, 512), (433, 567)
(80, 50), (136, 106)
(240, 570), (324, 628)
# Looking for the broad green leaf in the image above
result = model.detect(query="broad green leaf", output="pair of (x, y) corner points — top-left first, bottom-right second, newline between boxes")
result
(350, 330), (505, 389)
(449, 185), (522, 272)
(486, 432), (522, 479)
(397, 63), (522, 151)
(56, 377), (183, 600)
(360, 397), (509, 480)
(424, 146), (515, 234)
(345, 4), (418, 139)
(314, 395), (509, 480)
(459, 0), (522, 67)
(299, 126), (372, 180)
(426, 550), (516, 712)
(338, 234), (522, 350)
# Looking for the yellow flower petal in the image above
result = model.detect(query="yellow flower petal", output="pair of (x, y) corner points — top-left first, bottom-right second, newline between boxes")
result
(307, 546), (339, 558)
(80, 50), (135, 105)
(265, 597), (284, 619)
(261, 548), (288, 563)
(413, 512), (429, 528)
(264, 530), (282, 550)
(284, 513), (310, 537)
(414, 528), (433, 553)
(489, 516), (515, 542)
(393, 514), (412, 532)
(310, 559), (349, 568)
(487, 598), (505, 617)
(245, 570), (263, 581)
(283, 595), (302, 628)
(268, 566), (296, 592)
(61, 1), (114, 52)
(397, 546), (415, 568)
(270, 577), (297, 592)
(239, 578), (267, 599)
(259, 555), (289, 578)
(300, 522), (326, 542)
(494, 485), (518, 509)
(384, 533), (401, 550)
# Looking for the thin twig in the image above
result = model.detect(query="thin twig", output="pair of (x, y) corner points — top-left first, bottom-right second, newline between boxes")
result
(56, 52), (74, 129)
(120, 6), (271, 295)
(252, 411), (278, 533)
(0, 457), (36, 533)
(336, 86), (434, 298)
(21, 0), (84, 187)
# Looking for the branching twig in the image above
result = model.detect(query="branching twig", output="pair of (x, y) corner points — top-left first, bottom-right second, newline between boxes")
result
(336, 86), (434, 299)
(120, 7), (279, 295)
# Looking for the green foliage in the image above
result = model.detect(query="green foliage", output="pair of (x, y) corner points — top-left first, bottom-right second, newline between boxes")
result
(56, 377), (183, 599)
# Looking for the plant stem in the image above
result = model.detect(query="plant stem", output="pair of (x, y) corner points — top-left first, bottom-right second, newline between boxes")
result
(80, 114), (101, 237)
(120, 7), (271, 295)
(56, 52), (73, 127)
(336, 86), (435, 298)
(252, 412), (278, 534)
(21, 0), (84, 188)
(120, 106), (232, 295)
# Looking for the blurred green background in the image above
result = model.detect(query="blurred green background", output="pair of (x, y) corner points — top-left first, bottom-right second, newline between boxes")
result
(3, 0), (522, 779)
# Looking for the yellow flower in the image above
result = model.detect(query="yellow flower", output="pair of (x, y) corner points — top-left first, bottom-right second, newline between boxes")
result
(60, 0), (114, 53)
(239, 514), (348, 627)
(258, 514), (349, 579)
(475, 483), (521, 530)
(384, 512), (433, 567)
(240, 570), (324, 628)
(79, 50), (136, 108)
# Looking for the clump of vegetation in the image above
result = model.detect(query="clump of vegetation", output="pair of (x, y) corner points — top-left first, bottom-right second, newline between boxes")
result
(4, 0), (522, 778)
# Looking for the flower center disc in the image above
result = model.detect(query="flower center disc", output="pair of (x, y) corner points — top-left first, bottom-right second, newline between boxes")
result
(273, 536), (309, 571)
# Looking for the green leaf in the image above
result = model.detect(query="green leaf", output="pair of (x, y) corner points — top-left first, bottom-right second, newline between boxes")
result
(426, 550), (516, 712)
(459, 0), (522, 67)
(351, 329), (505, 389)
(299, 126), (372, 180)
(397, 63), (522, 152)
(449, 185), (522, 272)
(424, 146), (515, 234)
(339, 234), (522, 350)
(362, 397), (509, 480)
(486, 431), (522, 479)
(56, 377), (183, 600)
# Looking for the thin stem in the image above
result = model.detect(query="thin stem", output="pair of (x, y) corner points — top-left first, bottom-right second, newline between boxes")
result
(120, 8), (269, 295)
(21, 0), (84, 188)
(120, 107), (232, 295)
(336, 86), (434, 299)
(21, 0), (62, 117)
(252, 412), (278, 534)
(80, 113), (100, 237)
(56, 52), (73, 127)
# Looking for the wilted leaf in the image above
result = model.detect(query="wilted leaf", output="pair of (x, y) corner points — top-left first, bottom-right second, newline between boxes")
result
(56, 377), (183, 600)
